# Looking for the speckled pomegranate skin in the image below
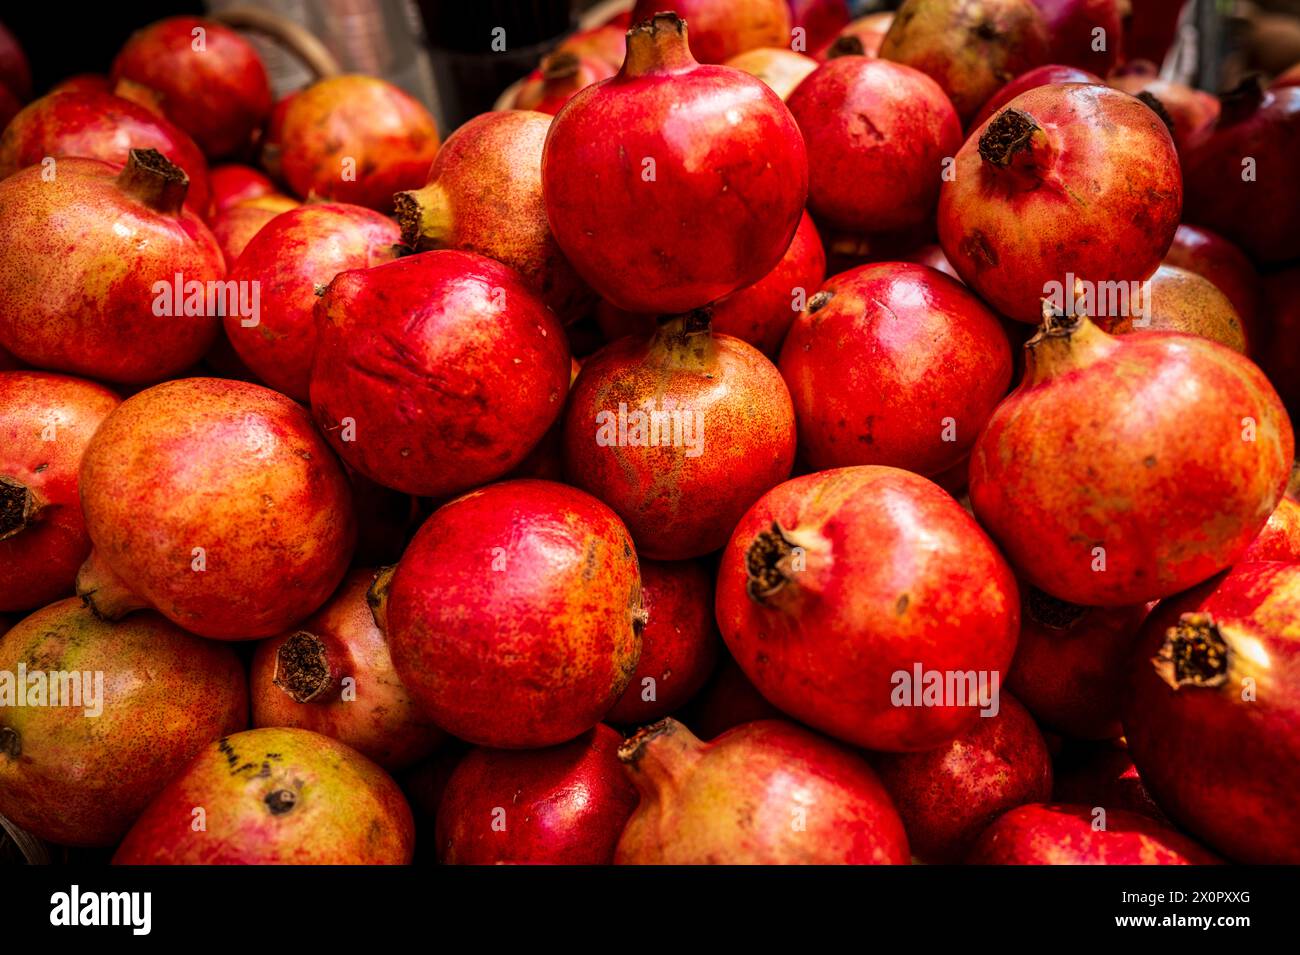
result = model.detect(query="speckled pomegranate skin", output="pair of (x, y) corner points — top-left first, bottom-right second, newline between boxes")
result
(0, 598), (247, 846)
(967, 803), (1219, 864)
(1243, 497), (1300, 561)
(628, 0), (791, 64)
(112, 728), (413, 864)
(1094, 264), (1245, 353)
(1163, 224), (1259, 341)
(968, 63), (1100, 131)
(387, 480), (643, 749)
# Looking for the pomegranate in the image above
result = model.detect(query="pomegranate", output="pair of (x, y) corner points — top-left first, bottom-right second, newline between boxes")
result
(0, 373), (119, 613)
(1124, 562), (1300, 863)
(629, 0), (791, 64)
(970, 311), (1294, 606)
(939, 84), (1181, 323)
(682, 655), (782, 739)
(822, 13), (894, 59)
(968, 63), (1101, 130)
(110, 16), (272, 158)
(616, 718), (910, 864)
(0, 150), (225, 383)
(385, 479), (644, 749)
(227, 203), (402, 401)
(967, 803), (1219, 863)
(556, 24), (627, 71)
(1053, 742), (1168, 822)
(310, 251), (570, 498)
(716, 466), (1020, 751)
(208, 192), (298, 265)
(1243, 496), (1300, 562)
(542, 13), (808, 314)
(394, 110), (592, 321)
(1258, 267), (1300, 418)
(879, 0), (1051, 124)
(436, 724), (637, 864)
(1109, 65), (1220, 156)
(1030, 0), (1123, 74)
(0, 598), (247, 846)
(903, 242), (961, 280)
(0, 20), (31, 100)
(347, 469), (425, 567)
(512, 52), (614, 114)
(786, 50), (962, 233)
(723, 47), (819, 100)
(1091, 265), (1247, 353)
(113, 728), (413, 864)
(788, 0), (852, 53)
(874, 694), (1053, 862)
(562, 311), (796, 560)
(208, 163), (277, 216)
(77, 377), (355, 639)
(1163, 224), (1259, 342)
(48, 74), (110, 96)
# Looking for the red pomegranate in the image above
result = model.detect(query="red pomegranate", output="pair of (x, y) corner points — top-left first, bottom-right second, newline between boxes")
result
(787, 51), (961, 233)
(724, 46), (819, 100)
(556, 24), (627, 71)
(436, 724), (638, 864)
(628, 0), (792, 64)
(1123, 562), (1300, 863)
(874, 694), (1053, 862)
(113, 728), (413, 864)
(1053, 742), (1168, 823)
(208, 193), (298, 265)
(0, 150), (225, 383)
(0, 20), (31, 100)
(716, 467), (1021, 751)
(939, 84), (1181, 323)
(822, 13), (895, 59)
(682, 655), (782, 739)
(903, 243), (961, 280)
(788, 0), (852, 53)
(1030, 0), (1124, 74)
(0, 373), (120, 613)
(1258, 267), (1300, 417)
(1163, 224), (1259, 341)
(1243, 496), (1300, 561)
(385, 479), (644, 749)
(970, 312), (1294, 606)
(77, 377), (355, 640)
(310, 251), (570, 498)
(278, 75), (440, 212)
(512, 52), (615, 114)
(110, 16), (272, 158)
(616, 718), (910, 864)
(562, 311), (796, 560)
(0, 598), (247, 846)
(208, 163), (277, 216)
(967, 803), (1219, 863)
(1090, 265), (1246, 353)
(542, 13), (808, 314)
(227, 203), (401, 401)
(1109, 65), (1220, 156)
(879, 0), (1051, 124)
(968, 63), (1101, 130)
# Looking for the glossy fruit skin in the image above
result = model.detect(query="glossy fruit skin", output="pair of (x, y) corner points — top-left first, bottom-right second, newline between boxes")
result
(1030, 0), (1123, 75)
(208, 193), (298, 265)
(970, 315), (1294, 606)
(78, 377), (355, 640)
(1096, 264), (1246, 353)
(387, 480), (644, 749)
(723, 47), (819, 101)
(278, 75), (440, 212)
(436, 724), (638, 864)
(629, 0), (792, 64)
(513, 53), (615, 115)
(616, 718), (910, 864)
(562, 314), (796, 560)
(227, 203), (401, 401)
(110, 16), (272, 158)
(966, 803), (1219, 864)
(1123, 563), (1300, 863)
(0, 373), (120, 613)
(1163, 224), (1259, 343)
(716, 466), (1021, 751)
(1243, 496), (1300, 561)
(780, 263), (1012, 477)
(208, 163), (277, 216)
(543, 14), (808, 314)
(0, 598), (248, 846)
(875, 694), (1053, 862)
(112, 728), (414, 864)
(939, 84), (1181, 323)
(968, 63), (1100, 130)
(310, 250), (570, 498)
(0, 153), (225, 383)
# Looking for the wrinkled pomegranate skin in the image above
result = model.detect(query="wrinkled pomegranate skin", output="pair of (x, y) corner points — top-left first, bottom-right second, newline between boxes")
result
(387, 480), (643, 749)
(939, 84), (1181, 323)
(0, 90), (211, 216)
(970, 320), (1293, 606)
(279, 75), (439, 212)
(780, 263), (1012, 476)
(1258, 267), (1300, 418)
(0, 599), (248, 846)
(79, 378), (355, 639)
(606, 559), (720, 725)
(0, 157), (225, 383)
(208, 194), (297, 265)
(1109, 73), (1219, 157)
(1031, 0), (1123, 75)
(311, 251), (570, 498)
(875, 694), (1053, 862)
(208, 163), (276, 216)
(113, 728), (413, 864)
(1098, 264), (1246, 353)
(513, 55), (615, 115)
(562, 318), (796, 560)
(967, 803), (1219, 864)
(723, 47), (819, 101)
(968, 63), (1100, 130)
(436, 725), (638, 864)
(616, 718), (910, 864)
(543, 16), (809, 314)
(1243, 497), (1300, 561)
(0, 373), (119, 613)
(1123, 563), (1300, 863)
(681, 654), (783, 738)
(629, 0), (792, 64)
(1053, 742), (1168, 823)
(716, 467), (1021, 751)
(110, 17), (272, 158)
(227, 203), (401, 401)
(1163, 224), (1259, 343)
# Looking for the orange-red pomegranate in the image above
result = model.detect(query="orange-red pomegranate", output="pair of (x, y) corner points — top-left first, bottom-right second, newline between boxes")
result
(628, 0), (792, 64)
(1163, 224), (1259, 342)
(967, 804), (1219, 864)
(1243, 496), (1300, 561)
(512, 52), (614, 114)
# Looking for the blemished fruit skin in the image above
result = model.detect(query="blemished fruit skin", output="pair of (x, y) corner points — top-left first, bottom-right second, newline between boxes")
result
(0, 373), (120, 613)
(77, 377), (355, 640)
(1123, 563), (1300, 864)
(0, 598), (248, 847)
(1243, 496), (1300, 561)
(715, 466), (1021, 751)
(386, 480), (644, 750)
(112, 728), (414, 864)
(968, 64), (1100, 131)
(970, 313), (1294, 607)
(436, 724), (638, 864)
(615, 718), (910, 864)
(1163, 224), (1259, 341)
(966, 803), (1220, 864)
(629, 0), (792, 64)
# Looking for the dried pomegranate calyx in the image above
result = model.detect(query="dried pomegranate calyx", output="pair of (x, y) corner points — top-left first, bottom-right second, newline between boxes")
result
(1153, 612), (1232, 690)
